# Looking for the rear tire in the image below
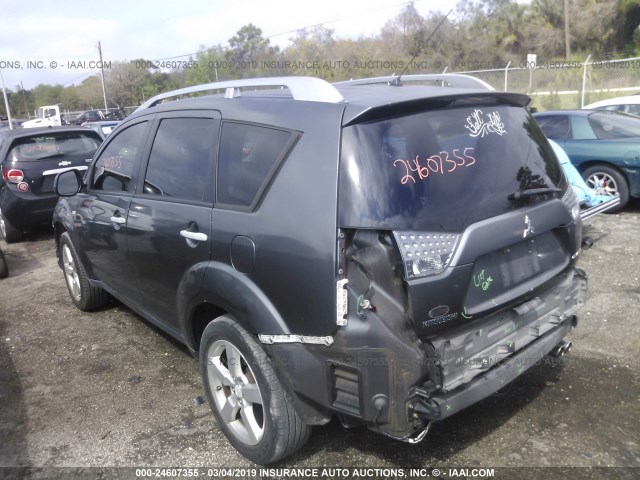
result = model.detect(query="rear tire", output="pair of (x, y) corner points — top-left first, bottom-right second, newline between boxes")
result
(199, 315), (311, 464)
(582, 164), (629, 213)
(59, 232), (109, 311)
(0, 207), (23, 243)
(0, 249), (8, 279)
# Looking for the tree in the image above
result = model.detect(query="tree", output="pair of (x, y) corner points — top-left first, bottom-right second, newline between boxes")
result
(7, 0), (640, 111)
(226, 24), (279, 78)
(284, 27), (337, 79)
(380, 2), (426, 57)
(75, 76), (104, 110)
(184, 46), (228, 85)
(31, 84), (65, 107)
(105, 61), (153, 108)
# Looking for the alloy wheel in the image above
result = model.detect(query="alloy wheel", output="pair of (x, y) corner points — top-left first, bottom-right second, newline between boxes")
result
(206, 339), (265, 445)
(586, 172), (618, 196)
(62, 244), (81, 301)
(0, 208), (6, 239)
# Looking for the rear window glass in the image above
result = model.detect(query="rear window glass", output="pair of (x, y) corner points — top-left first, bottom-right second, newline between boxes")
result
(587, 111), (640, 139)
(339, 105), (565, 232)
(626, 104), (640, 116)
(217, 122), (294, 208)
(8, 132), (101, 161)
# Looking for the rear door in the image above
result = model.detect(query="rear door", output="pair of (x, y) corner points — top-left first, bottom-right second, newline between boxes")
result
(126, 112), (219, 330)
(74, 119), (152, 294)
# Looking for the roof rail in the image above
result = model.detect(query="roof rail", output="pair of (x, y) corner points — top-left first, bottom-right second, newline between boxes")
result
(335, 73), (495, 91)
(136, 76), (345, 111)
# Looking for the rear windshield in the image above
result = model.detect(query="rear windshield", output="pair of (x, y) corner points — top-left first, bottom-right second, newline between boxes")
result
(338, 105), (565, 231)
(8, 132), (101, 162)
(587, 111), (640, 139)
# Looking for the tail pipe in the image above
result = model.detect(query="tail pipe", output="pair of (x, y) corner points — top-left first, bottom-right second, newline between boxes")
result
(549, 339), (573, 358)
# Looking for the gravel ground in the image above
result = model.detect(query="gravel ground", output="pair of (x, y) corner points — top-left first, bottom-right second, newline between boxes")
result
(0, 200), (638, 479)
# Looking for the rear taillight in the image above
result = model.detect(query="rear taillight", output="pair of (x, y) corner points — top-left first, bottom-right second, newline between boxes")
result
(561, 186), (581, 222)
(393, 231), (460, 279)
(5, 168), (24, 184)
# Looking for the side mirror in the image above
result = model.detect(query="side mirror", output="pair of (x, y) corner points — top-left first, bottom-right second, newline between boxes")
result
(54, 169), (83, 196)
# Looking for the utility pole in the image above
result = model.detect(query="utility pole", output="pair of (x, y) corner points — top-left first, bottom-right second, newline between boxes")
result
(564, 0), (571, 59)
(97, 41), (108, 113)
(0, 69), (14, 130)
(20, 81), (29, 118)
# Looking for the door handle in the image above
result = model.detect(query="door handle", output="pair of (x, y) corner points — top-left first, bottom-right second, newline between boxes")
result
(180, 230), (208, 242)
(110, 216), (126, 224)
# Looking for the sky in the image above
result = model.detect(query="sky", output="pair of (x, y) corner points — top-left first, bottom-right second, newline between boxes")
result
(0, 0), (459, 90)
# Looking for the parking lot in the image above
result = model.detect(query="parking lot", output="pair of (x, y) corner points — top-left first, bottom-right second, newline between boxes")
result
(0, 202), (639, 477)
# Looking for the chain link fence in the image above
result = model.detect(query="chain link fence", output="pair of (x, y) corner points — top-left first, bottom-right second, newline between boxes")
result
(448, 56), (640, 111)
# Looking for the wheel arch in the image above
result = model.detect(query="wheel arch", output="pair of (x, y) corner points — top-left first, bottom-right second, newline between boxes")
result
(180, 263), (332, 426)
(53, 221), (66, 267)
(577, 160), (628, 181)
(179, 261), (291, 352)
(579, 161), (631, 210)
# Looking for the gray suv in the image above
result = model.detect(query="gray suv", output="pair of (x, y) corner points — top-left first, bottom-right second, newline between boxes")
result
(52, 75), (587, 464)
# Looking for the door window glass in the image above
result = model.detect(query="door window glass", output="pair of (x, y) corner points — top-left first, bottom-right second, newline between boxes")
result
(92, 122), (147, 193)
(537, 116), (572, 140)
(144, 118), (215, 201)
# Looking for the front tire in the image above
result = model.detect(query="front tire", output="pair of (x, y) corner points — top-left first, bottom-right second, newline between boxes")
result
(582, 164), (629, 212)
(0, 207), (23, 243)
(59, 232), (109, 311)
(199, 316), (311, 464)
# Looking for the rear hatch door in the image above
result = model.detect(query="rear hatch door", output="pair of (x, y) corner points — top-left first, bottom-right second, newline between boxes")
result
(6, 131), (102, 194)
(338, 95), (580, 336)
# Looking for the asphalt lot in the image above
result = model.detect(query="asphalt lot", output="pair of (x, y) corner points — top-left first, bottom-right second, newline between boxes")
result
(0, 200), (638, 478)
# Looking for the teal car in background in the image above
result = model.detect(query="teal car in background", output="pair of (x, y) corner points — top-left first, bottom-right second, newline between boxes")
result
(533, 109), (640, 212)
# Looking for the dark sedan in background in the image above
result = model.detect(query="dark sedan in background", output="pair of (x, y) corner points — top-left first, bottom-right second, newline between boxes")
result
(534, 110), (640, 211)
(0, 127), (102, 242)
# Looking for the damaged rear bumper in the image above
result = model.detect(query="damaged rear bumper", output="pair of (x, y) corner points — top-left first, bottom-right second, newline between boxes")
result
(263, 267), (587, 440)
(410, 266), (587, 424)
(412, 314), (575, 422)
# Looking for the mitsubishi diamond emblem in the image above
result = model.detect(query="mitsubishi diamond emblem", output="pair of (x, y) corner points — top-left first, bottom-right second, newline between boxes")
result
(523, 215), (535, 238)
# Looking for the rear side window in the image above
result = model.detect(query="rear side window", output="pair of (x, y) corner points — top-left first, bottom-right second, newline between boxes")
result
(536, 115), (572, 140)
(569, 116), (597, 140)
(143, 118), (216, 202)
(8, 132), (101, 161)
(92, 122), (147, 193)
(587, 111), (640, 139)
(598, 105), (622, 111)
(625, 104), (640, 116)
(217, 122), (295, 208)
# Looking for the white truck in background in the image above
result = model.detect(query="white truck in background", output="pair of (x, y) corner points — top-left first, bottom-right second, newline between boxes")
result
(22, 105), (63, 128)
